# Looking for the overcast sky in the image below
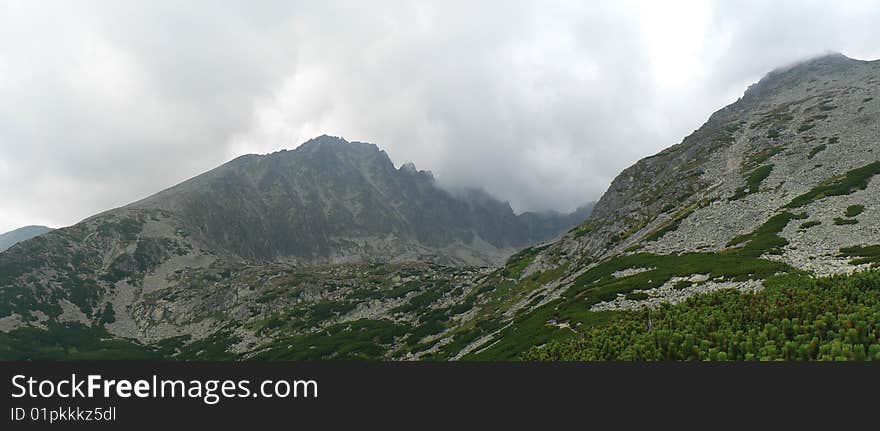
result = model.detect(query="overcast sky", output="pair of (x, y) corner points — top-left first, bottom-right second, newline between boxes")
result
(2, 1), (879, 233)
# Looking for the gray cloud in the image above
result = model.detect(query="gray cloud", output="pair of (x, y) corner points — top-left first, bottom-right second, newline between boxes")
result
(1, 0), (879, 232)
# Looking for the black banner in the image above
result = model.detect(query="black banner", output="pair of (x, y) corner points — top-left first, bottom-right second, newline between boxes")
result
(2, 361), (876, 428)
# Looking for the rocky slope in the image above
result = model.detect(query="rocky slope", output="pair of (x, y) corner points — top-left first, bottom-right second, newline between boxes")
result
(0, 137), (590, 359)
(2, 53), (877, 361)
(0, 225), (52, 252)
(427, 53), (880, 359)
(124, 134), (588, 266)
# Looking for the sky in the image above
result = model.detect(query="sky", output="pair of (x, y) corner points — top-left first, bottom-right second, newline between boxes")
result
(2, 1), (880, 233)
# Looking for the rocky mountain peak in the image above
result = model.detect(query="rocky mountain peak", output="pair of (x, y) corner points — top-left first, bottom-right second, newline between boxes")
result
(738, 52), (866, 105)
(399, 161), (418, 173)
(298, 133), (349, 148)
(20, 135), (595, 269)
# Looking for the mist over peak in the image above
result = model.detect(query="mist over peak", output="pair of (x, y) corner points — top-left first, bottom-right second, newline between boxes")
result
(3, 2), (879, 232)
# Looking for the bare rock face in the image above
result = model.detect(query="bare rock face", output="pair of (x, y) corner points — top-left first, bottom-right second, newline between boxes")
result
(125, 134), (589, 266)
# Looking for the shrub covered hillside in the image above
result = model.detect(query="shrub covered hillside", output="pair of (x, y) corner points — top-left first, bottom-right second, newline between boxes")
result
(524, 270), (880, 361)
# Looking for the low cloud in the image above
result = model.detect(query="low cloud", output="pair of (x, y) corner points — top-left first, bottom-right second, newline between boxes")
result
(2, 0), (879, 232)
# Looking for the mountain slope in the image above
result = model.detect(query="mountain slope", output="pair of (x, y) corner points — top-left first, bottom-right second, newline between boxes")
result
(524, 270), (880, 360)
(2, 53), (876, 361)
(0, 225), (52, 252)
(120, 135), (587, 266)
(0, 137), (590, 356)
(436, 53), (880, 359)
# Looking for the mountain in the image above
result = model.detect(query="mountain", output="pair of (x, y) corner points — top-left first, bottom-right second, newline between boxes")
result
(442, 53), (880, 359)
(115, 135), (588, 266)
(0, 225), (52, 252)
(0, 137), (589, 358)
(3, 53), (878, 361)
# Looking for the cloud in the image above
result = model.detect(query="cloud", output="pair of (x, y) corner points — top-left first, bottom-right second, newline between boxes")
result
(1, 0), (879, 232)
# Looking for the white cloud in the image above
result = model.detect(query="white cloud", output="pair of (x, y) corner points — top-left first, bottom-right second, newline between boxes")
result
(1, 0), (879, 232)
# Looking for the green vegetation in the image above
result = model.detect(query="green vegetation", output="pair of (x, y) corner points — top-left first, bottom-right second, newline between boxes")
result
(464, 307), (619, 361)
(580, 253), (785, 304)
(174, 331), (241, 360)
(799, 221), (821, 230)
(96, 217), (144, 242)
(838, 245), (880, 267)
(625, 291), (649, 301)
(723, 121), (744, 134)
(623, 244), (643, 252)
(726, 212), (805, 255)
(423, 327), (493, 360)
(425, 246), (572, 360)
(0, 285), (62, 320)
(96, 238), (180, 285)
(406, 308), (450, 342)
(347, 279), (422, 301)
(644, 198), (718, 243)
(743, 146), (784, 170)
(101, 253), (136, 283)
(60, 275), (101, 314)
(0, 242), (105, 319)
(0, 237), (57, 310)
(807, 144), (827, 159)
(309, 301), (357, 321)
(464, 206), (803, 360)
(383, 282), (422, 299)
(524, 271), (880, 361)
(834, 217), (858, 226)
(644, 208), (693, 241)
(785, 161), (880, 208)
(798, 123), (815, 133)
(673, 280), (693, 290)
(730, 165), (773, 200)
(570, 223), (594, 239)
(501, 246), (543, 278)
(845, 205), (865, 217)
(0, 323), (162, 360)
(392, 289), (444, 314)
(754, 107), (794, 140)
(98, 303), (116, 324)
(252, 319), (410, 360)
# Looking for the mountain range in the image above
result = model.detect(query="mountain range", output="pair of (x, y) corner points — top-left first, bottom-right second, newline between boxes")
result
(0, 225), (52, 252)
(112, 135), (589, 266)
(0, 135), (590, 357)
(1, 53), (879, 360)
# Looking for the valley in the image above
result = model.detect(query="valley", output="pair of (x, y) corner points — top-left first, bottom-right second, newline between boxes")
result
(2, 53), (880, 361)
